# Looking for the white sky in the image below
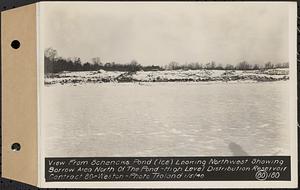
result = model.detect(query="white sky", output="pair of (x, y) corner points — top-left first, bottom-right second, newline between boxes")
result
(40, 2), (292, 66)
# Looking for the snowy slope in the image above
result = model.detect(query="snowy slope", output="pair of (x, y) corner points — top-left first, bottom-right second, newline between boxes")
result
(45, 69), (289, 85)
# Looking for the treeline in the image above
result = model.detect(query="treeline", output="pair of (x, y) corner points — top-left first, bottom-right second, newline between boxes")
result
(165, 61), (289, 70)
(44, 48), (163, 73)
(45, 57), (156, 73)
(44, 47), (289, 74)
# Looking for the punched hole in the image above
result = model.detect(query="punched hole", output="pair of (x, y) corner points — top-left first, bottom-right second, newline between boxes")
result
(11, 143), (21, 151)
(11, 40), (21, 49)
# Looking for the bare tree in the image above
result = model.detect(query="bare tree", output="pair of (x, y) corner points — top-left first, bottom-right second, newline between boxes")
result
(216, 64), (224, 70)
(225, 64), (234, 70)
(205, 62), (211, 69)
(44, 47), (58, 62)
(282, 62), (289, 68)
(92, 57), (102, 66)
(211, 61), (216, 69)
(264, 62), (274, 69)
(236, 61), (252, 70)
(168, 61), (180, 70)
(253, 64), (260, 70)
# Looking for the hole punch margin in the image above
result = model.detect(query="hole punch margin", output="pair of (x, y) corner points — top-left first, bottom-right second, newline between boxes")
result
(11, 40), (21, 49)
(11, 143), (21, 151)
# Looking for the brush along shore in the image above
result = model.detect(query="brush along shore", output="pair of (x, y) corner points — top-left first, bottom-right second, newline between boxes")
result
(45, 68), (289, 85)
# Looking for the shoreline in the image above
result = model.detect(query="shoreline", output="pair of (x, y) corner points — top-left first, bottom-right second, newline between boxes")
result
(44, 69), (289, 85)
(44, 80), (290, 88)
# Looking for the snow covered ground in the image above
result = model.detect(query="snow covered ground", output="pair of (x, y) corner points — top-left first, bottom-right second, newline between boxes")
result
(43, 80), (290, 156)
(44, 68), (289, 85)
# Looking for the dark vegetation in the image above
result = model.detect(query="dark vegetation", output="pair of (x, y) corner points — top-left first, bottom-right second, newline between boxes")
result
(45, 47), (289, 74)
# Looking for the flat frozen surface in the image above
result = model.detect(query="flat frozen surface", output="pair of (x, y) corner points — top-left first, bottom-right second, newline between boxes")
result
(42, 81), (290, 157)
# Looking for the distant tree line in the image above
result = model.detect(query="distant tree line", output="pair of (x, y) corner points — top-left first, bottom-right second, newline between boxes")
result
(44, 48), (163, 73)
(44, 47), (289, 74)
(165, 61), (289, 71)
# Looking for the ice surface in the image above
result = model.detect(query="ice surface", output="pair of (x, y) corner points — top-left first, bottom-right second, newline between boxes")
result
(42, 81), (290, 157)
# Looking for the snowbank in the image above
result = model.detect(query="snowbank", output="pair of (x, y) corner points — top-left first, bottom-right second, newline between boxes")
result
(45, 69), (289, 85)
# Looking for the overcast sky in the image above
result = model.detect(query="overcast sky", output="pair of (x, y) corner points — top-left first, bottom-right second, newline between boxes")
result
(40, 2), (292, 66)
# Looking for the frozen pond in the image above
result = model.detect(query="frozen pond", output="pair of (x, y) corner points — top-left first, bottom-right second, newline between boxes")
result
(42, 81), (290, 157)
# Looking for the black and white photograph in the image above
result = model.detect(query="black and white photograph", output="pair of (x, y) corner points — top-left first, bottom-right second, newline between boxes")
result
(0, 1), (297, 189)
(40, 2), (296, 159)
